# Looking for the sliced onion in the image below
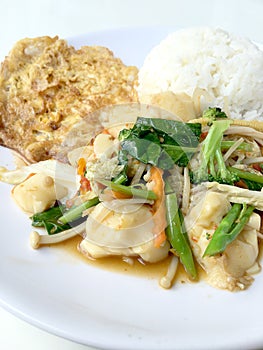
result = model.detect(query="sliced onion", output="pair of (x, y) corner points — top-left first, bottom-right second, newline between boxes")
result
(130, 162), (147, 185)
(243, 157), (263, 165)
(223, 137), (244, 162)
(0, 159), (76, 186)
(225, 126), (263, 141)
(102, 198), (153, 213)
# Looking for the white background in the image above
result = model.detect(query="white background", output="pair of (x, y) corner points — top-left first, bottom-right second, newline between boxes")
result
(0, 0), (262, 349)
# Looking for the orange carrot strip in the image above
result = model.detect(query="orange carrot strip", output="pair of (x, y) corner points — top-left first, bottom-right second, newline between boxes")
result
(111, 190), (132, 199)
(148, 167), (167, 248)
(154, 229), (167, 248)
(100, 188), (132, 199)
(77, 158), (86, 176)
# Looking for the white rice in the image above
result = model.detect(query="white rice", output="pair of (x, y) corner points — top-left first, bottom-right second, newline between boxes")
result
(138, 27), (263, 120)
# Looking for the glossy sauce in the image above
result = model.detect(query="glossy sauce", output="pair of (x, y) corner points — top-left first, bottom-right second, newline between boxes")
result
(46, 234), (263, 287)
(259, 239), (263, 260)
(50, 235), (200, 286)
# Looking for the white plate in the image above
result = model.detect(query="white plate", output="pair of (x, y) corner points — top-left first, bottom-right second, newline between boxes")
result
(1, 27), (263, 350)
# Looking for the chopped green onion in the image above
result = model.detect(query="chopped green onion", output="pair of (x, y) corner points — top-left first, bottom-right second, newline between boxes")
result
(59, 197), (100, 224)
(98, 179), (157, 200)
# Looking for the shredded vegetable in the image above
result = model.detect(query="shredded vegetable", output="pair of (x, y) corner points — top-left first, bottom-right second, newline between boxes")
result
(2, 109), (263, 292)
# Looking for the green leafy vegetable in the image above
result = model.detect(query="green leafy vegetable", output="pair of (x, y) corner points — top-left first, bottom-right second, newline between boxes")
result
(119, 117), (201, 170)
(203, 203), (254, 256)
(31, 205), (71, 235)
(135, 117), (201, 142)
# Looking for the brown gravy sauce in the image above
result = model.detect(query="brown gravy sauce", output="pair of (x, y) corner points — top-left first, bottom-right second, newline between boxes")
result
(49, 236), (204, 285)
(48, 236), (263, 287)
(259, 239), (263, 260)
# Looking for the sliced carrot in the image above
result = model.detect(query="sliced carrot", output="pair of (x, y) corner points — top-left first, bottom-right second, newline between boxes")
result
(77, 157), (86, 176)
(148, 166), (167, 248)
(154, 229), (167, 249)
(101, 187), (133, 199)
(111, 190), (132, 199)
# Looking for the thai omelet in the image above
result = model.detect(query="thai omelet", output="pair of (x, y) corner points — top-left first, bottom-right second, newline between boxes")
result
(0, 36), (138, 163)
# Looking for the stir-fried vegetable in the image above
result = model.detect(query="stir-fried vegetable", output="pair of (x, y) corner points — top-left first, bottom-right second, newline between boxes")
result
(191, 120), (239, 185)
(119, 117), (201, 169)
(58, 197), (100, 224)
(31, 205), (71, 235)
(148, 167), (167, 248)
(228, 166), (263, 190)
(165, 191), (197, 279)
(31, 198), (99, 234)
(97, 179), (157, 200)
(30, 222), (86, 249)
(3, 108), (263, 292)
(203, 203), (255, 256)
(220, 141), (253, 152)
(202, 107), (228, 123)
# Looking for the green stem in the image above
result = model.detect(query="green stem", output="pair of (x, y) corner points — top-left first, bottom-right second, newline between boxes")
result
(112, 173), (127, 185)
(228, 166), (263, 184)
(165, 192), (197, 279)
(97, 179), (157, 200)
(161, 144), (196, 153)
(203, 203), (254, 256)
(215, 148), (228, 178)
(209, 155), (216, 178)
(58, 197), (100, 224)
(221, 141), (252, 152)
(202, 120), (231, 164)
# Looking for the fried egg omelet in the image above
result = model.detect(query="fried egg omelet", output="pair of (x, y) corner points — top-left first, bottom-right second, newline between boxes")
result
(0, 36), (138, 163)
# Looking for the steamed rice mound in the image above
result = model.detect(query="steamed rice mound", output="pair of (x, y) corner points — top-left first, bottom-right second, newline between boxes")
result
(138, 27), (263, 120)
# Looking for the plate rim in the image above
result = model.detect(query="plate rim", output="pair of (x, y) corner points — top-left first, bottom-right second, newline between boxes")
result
(0, 26), (263, 350)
